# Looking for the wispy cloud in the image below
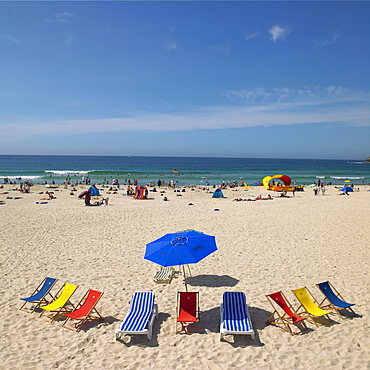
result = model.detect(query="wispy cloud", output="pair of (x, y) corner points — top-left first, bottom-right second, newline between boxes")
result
(223, 86), (357, 105)
(314, 33), (341, 47)
(245, 32), (259, 41)
(1, 87), (369, 143)
(64, 31), (73, 46)
(46, 12), (73, 23)
(1, 34), (21, 44)
(268, 25), (291, 42)
(210, 44), (230, 52)
(165, 41), (177, 51)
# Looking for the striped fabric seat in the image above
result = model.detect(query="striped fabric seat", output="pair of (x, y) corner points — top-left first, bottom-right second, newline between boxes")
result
(220, 292), (255, 341)
(116, 292), (158, 341)
(153, 266), (174, 284)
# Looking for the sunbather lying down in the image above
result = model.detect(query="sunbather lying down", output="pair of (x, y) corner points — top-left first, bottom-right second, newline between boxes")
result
(91, 197), (109, 206)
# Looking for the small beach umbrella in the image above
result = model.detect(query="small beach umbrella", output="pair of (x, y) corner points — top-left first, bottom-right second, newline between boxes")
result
(144, 230), (217, 291)
(78, 190), (91, 199)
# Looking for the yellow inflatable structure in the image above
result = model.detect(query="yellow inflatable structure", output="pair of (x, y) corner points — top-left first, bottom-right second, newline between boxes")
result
(263, 174), (293, 192)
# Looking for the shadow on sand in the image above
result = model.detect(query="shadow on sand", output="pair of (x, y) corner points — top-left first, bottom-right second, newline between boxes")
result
(185, 274), (239, 288)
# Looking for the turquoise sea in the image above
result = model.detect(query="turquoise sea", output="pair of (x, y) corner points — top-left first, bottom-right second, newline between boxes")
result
(0, 155), (369, 186)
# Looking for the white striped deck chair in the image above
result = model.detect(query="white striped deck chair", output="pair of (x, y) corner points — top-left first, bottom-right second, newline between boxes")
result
(153, 266), (174, 284)
(115, 292), (158, 341)
(220, 292), (255, 341)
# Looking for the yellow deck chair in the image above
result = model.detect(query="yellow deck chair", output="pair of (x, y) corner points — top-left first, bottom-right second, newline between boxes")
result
(292, 287), (332, 327)
(40, 283), (78, 322)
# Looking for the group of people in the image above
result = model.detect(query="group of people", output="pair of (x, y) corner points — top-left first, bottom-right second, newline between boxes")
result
(313, 184), (326, 196)
(233, 194), (273, 201)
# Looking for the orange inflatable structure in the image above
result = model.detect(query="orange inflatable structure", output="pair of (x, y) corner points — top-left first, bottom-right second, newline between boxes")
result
(134, 185), (148, 200)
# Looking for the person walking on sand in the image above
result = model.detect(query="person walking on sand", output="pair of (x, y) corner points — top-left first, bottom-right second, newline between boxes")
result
(313, 186), (319, 196)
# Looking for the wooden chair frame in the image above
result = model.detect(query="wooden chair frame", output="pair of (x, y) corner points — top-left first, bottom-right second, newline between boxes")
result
(292, 286), (332, 327)
(20, 277), (57, 313)
(39, 283), (78, 323)
(316, 281), (356, 319)
(62, 290), (104, 331)
(176, 291), (200, 334)
(266, 291), (307, 335)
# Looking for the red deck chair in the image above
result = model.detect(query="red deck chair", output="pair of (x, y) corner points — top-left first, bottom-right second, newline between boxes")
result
(62, 289), (104, 332)
(176, 292), (200, 334)
(266, 291), (307, 335)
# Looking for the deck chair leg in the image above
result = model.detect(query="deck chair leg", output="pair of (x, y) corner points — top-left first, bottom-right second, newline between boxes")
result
(265, 312), (275, 325)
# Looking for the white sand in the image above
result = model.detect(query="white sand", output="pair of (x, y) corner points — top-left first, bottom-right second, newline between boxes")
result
(0, 184), (369, 369)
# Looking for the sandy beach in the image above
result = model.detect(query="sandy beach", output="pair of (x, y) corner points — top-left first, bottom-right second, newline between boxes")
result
(0, 183), (369, 369)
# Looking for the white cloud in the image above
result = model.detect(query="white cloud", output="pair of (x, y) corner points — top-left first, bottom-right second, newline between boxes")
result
(64, 31), (73, 46)
(1, 87), (369, 143)
(2, 34), (21, 44)
(165, 41), (177, 51)
(245, 32), (259, 41)
(314, 33), (341, 47)
(46, 12), (73, 23)
(210, 44), (230, 52)
(268, 25), (291, 42)
(223, 86), (357, 105)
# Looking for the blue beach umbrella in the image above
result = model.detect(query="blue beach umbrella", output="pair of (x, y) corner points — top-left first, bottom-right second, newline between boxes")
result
(144, 230), (218, 290)
(341, 186), (353, 192)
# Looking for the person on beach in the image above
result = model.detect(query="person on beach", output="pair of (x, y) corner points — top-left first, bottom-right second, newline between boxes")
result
(313, 186), (319, 195)
(82, 192), (91, 205)
(93, 197), (109, 206)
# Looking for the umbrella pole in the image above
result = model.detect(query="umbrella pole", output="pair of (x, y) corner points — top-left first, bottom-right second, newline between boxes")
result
(182, 265), (188, 292)
(187, 264), (192, 277)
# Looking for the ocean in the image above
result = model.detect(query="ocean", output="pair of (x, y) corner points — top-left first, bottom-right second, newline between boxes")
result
(0, 155), (369, 187)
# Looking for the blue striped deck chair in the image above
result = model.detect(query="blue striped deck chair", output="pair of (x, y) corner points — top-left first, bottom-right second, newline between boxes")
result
(316, 281), (356, 319)
(115, 292), (158, 341)
(20, 277), (57, 313)
(220, 292), (255, 341)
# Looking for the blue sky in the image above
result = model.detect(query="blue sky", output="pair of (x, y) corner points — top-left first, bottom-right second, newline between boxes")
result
(1, 1), (369, 159)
